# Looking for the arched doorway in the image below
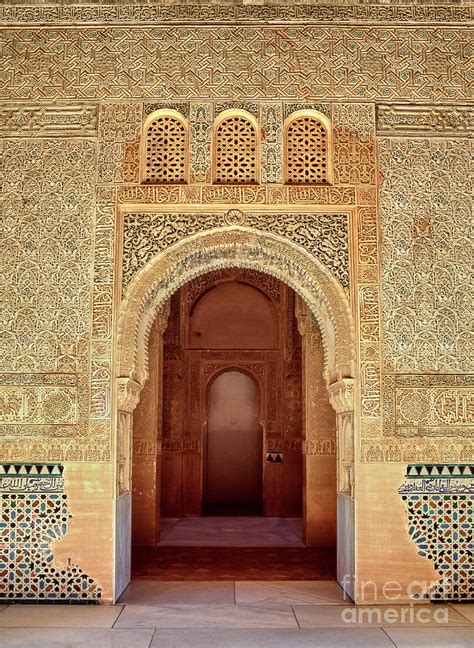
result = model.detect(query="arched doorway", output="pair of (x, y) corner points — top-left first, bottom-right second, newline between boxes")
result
(204, 370), (263, 516)
(114, 226), (356, 601)
(153, 270), (305, 525)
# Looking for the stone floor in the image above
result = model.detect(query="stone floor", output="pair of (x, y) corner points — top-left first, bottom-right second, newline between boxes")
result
(158, 517), (305, 547)
(134, 516), (335, 580)
(1, 581), (473, 647)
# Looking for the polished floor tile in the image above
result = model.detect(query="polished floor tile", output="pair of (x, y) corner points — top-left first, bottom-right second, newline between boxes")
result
(450, 604), (474, 624)
(115, 603), (298, 628)
(0, 628), (154, 648)
(149, 627), (394, 647)
(235, 580), (346, 605)
(294, 604), (471, 627)
(118, 580), (235, 605)
(158, 517), (304, 547)
(384, 626), (474, 647)
(0, 604), (124, 628)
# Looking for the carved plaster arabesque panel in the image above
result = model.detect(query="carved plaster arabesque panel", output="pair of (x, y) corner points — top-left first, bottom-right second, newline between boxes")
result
(1, 27), (471, 102)
(379, 137), (473, 374)
(383, 374), (474, 439)
(377, 105), (474, 137)
(121, 211), (350, 292)
(0, 139), (97, 461)
(0, 103), (98, 137)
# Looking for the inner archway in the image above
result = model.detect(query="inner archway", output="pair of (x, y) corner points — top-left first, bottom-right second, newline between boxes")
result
(204, 370), (263, 516)
(114, 225), (356, 600)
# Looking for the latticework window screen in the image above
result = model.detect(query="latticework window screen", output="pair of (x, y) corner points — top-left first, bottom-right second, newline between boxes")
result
(214, 115), (258, 184)
(143, 114), (187, 183)
(286, 116), (329, 184)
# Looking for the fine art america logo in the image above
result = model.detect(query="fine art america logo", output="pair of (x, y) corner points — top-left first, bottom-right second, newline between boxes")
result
(338, 575), (457, 625)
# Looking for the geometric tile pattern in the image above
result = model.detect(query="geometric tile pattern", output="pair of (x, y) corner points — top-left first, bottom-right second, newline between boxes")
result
(406, 464), (473, 479)
(1, 27), (471, 102)
(0, 464), (101, 602)
(399, 464), (473, 601)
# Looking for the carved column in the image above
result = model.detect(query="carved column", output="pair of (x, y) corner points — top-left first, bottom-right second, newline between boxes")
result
(116, 378), (141, 496)
(328, 378), (355, 499)
(297, 298), (337, 547)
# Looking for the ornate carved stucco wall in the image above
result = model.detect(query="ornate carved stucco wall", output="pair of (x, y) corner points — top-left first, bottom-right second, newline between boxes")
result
(1, 1), (473, 603)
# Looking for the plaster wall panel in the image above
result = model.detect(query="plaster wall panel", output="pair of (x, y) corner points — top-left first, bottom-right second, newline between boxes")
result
(304, 455), (337, 547)
(54, 463), (114, 602)
(115, 492), (132, 601)
(337, 493), (355, 602)
(356, 463), (439, 605)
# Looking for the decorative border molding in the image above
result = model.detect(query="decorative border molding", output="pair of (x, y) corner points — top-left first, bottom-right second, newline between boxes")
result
(1, 4), (471, 25)
(117, 184), (356, 206)
(2, 27), (470, 102)
(377, 104), (474, 136)
(0, 103), (98, 136)
(405, 463), (473, 479)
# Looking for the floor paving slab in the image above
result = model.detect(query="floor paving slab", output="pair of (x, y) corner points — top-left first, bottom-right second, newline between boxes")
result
(0, 628), (154, 648)
(449, 604), (474, 624)
(119, 580), (235, 605)
(384, 626), (474, 647)
(235, 580), (347, 605)
(293, 604), (471, 627)
(149, 627), (394, 647)
(115, 603), (298, 628)
(0, 604), (124, 628)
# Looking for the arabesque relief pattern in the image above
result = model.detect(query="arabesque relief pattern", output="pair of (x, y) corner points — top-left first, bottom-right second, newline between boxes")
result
(1, 27), (470, 102)
(122, 211), (350, 290)
(0, 139), (104, 462)
(379, 137), (473, 375)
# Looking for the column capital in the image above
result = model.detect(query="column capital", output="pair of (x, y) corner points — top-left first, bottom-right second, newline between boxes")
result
(327, 377), (355, 414)
(116, 377), (142, 413)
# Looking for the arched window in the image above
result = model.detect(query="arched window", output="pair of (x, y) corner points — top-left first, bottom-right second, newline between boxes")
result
(214, 110), (259, 184)
(285, 110), (332, 184)
(142, 109), (188, 184)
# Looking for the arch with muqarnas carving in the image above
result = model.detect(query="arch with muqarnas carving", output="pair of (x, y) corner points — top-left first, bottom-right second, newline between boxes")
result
(113, 225), (356, 601)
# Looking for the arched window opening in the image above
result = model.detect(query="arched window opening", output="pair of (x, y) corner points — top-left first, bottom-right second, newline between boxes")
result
(214, 110), (259, 184)
(142, 109), (188, 184)
(285, 111), (332, 185)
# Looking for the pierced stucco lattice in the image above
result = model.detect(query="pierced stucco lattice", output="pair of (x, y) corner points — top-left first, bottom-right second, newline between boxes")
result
(286, 116), (329, 184)
(214, 116), (257, 184)
(143, 114), (187, 184)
